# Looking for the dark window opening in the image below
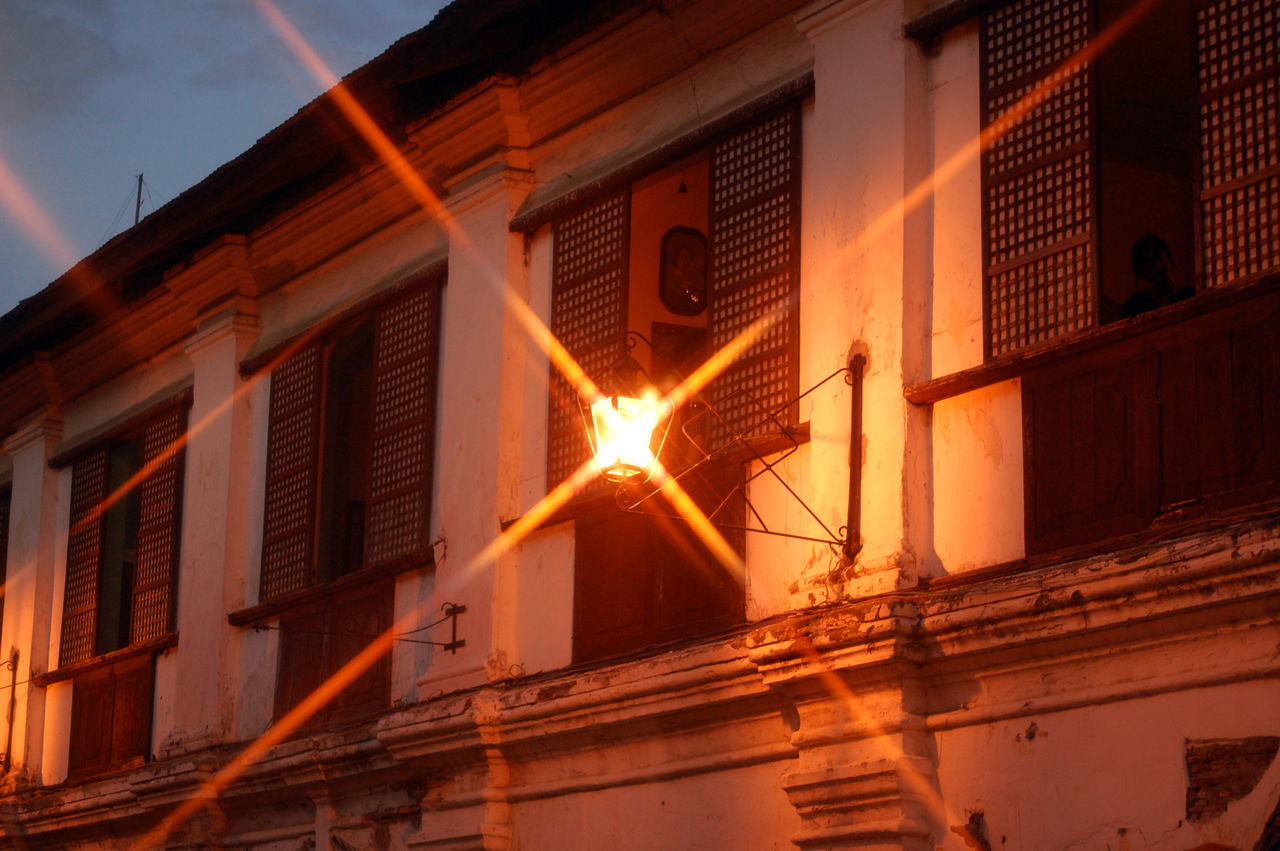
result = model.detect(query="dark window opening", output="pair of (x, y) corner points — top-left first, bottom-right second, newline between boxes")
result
(1096, 0), (1198, 322)
(97, 438), (142, 656)
(317, 318), (375, 583)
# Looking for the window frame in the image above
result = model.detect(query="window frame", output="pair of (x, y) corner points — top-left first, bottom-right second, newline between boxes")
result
(973, 0), (1280, 358)
(36, 395), (189, 777)
(246, 269), (445, 610)
(233, 270), (444, 726)
(541, 98), (806, 663)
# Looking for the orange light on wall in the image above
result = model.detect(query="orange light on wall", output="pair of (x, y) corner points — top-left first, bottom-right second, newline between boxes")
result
(587, 392), (670, 483)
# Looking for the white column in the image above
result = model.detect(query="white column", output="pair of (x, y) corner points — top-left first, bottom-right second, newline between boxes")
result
(795, 0), (928, 598)
(418, 169), (533, 696)
(1, 414), (63, 783)
(155, 312), (259, 755)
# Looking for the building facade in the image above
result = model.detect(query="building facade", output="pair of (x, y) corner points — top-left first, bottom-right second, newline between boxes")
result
(0, 0), (1277, 847)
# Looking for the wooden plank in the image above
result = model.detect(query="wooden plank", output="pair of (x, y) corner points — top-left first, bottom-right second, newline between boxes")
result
(905, 275), (1280, 406)
(327, 581), (392, 722)
(572, 509), (658, 663)
(1022, 339), (1157, 554)
(273, 602), (328, 724)
(68, 667), (114, 777)
(109, 653), (154, 766)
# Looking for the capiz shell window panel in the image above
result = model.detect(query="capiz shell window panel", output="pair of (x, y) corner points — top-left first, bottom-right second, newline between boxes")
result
(981, 0), (1096, 356)
(547, 190), (630, 490)
(260, 344), (324, 600)
(129, 407), (186, 646)
(59, 446), (110, 667)
(365, 283), (442, 568)
(1196, 0), (1280, 289)
(707, 105), (801, 445)
(258, 275), (443, 602)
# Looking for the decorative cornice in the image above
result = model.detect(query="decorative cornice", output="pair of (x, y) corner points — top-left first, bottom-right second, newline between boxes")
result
(183, 311), (261, 360)
(2, 413), (63, 457)
(795, 0), (885, 40)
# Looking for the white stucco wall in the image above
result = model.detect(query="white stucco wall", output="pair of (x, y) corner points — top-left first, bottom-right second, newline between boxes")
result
(933, 680), (1280, 850)
(511, 761), (802, 849)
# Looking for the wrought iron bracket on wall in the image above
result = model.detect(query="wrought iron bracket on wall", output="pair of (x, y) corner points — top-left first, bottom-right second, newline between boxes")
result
(417, 602), (467, 654)
(617, 354), (866, 560)
(1, 649), (19, 773)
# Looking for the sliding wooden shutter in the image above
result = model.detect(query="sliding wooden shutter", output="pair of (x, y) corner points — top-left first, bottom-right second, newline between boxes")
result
(548, 190), (630, 489)
(260, 345), (323, 600)
(130, 407), (187, 644)
(707, 104), (801, 446)
(68, 654), (154, 776)
(365, 279), (442, 568)
(1196, 0), (1280, 289)
(982, 0), (1096, 356)
(59, 446), (110, 667)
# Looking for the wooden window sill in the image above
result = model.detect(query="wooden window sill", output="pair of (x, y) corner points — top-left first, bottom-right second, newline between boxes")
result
(34, 634), (176, 687)
(920, 495), (1280, 592)
(228, 555), (433, 627)
(905, 275), (1280, 406)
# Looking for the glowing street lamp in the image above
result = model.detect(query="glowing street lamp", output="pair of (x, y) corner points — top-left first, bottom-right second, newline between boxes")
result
(578, 337), (673, 484)
(587, 391), (670, 483)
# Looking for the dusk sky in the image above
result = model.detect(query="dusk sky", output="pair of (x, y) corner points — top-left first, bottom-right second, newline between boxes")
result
(0, 0), (450, 318)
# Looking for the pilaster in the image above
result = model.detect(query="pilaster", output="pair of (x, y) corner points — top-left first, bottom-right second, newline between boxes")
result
(795, 0), (926, 602)
(158, 310), (260, 756)
(0, 414), (64, 786)
(404, 690), (512, 850)
(749, 603), (942, 849)
(418, 167), (534, 698)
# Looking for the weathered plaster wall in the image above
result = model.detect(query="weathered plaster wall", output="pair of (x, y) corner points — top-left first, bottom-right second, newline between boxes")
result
(921, 19), (1025, 575)
(928, 21), (983, 376)
(929, 379), (1024, 573)
(55, 347), (191, 447)
(523, 17), (812, 209)
(423, 172), (530, 694)
(933, 681), (1280, 850)
(797, 0), (922, 597)
(511, 761), (801, 849)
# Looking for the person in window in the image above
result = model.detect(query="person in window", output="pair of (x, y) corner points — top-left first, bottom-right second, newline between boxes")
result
(1122, 234), (1195, 318)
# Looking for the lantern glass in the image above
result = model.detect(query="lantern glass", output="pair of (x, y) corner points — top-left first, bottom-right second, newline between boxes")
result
(589, 393), (665, 482)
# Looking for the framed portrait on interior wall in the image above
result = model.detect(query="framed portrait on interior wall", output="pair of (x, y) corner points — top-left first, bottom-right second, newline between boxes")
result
(660, 227), (708, 316)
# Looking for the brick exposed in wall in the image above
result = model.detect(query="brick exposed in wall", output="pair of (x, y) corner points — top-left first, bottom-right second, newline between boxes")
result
(1185, 737), (1280, 822)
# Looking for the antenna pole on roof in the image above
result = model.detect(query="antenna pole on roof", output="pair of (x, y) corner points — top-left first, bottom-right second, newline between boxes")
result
(134, 173), (144, 226)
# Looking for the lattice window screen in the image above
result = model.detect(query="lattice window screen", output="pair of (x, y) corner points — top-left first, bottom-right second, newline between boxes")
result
(365, 278), (442, 567)
(59, 447), (110, 667)
(1196, 0), (1280, 288)
(707, 105), (801, 446)
(548, 190), (629, 489)
(982, 0), (1096, 356)
(260, 345), (323, 600)
(130, 407), (186, 645)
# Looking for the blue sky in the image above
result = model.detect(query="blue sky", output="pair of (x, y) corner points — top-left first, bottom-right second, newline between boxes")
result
(0, 0), (449, 317)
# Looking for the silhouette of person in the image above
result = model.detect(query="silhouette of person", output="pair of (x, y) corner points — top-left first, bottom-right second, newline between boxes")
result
(1121, 234), (1195, 318)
